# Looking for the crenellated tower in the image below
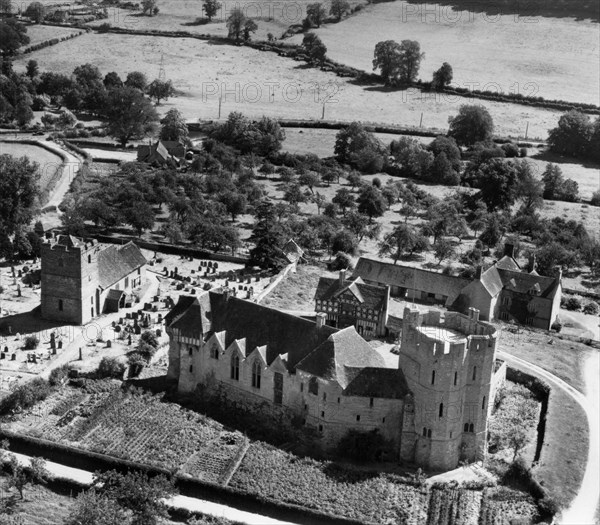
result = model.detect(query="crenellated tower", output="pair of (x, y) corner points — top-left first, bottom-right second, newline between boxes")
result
(398, 306), (497, 471)
(40, 235), (101, 324)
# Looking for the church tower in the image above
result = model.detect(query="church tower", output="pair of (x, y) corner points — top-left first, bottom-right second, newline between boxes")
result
(41, 236), (101, 325)
(398, 307), (497, 471)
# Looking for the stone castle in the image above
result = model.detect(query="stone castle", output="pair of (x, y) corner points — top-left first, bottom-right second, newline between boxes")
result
(40, 235), (147, 325)
(166, 290), (504, 471)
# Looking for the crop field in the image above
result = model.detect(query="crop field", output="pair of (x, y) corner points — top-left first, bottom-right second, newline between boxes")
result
(14, 32), (573, 139)
(230, 442), (538, 524)
(7, 382), (248, 480)
(288, 0), (600, 106)
(0, 141), (63, 194)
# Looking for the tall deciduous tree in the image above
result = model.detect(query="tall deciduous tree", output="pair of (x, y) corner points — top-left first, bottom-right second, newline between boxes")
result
(148, 79), (174, 104)
(448, 105), (494, 146)
(202, 0), (221, 20)
(302, 32), (327, 63)
(356, 185), (386, 222)
(159, 108), (189, 142)
(105, 87), (159, 146)
(306, 2), (326, 26)
(329, 0), (349, 20)
(0, 155), (39, 239)
(373, 39), (424, 86)
(432, 62), (453, 89)
(548, 110), (593, 157)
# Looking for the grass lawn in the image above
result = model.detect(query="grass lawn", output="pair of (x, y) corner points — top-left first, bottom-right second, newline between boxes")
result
(24, 24), (82, 46)
(535, 386), (589, 507)
(13, 32), (575, 140)
(287, 0), (600, 106)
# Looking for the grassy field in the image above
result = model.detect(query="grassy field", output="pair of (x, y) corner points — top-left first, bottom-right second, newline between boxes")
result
(288, 0), (600, 106)
(14, 31), (575, 140)
(24, 24), (81, 46)
(0, 141), (63, 195)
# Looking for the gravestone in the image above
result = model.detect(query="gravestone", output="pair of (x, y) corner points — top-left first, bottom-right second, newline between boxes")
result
(106, 340), (112, 348)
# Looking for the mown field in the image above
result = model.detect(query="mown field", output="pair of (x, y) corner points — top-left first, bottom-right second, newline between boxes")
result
(14, 31), (573, 139)
(23, 24), (81, 46)
(0, 141), (63, 194)
(288, 0), (600, 106)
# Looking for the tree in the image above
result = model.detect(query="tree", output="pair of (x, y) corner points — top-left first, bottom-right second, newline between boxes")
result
(479, 213), (504, 248)
(332, 187), (355, 215)
(329, 0), (349, 20)
(548, 110), (593, 157)
(227, 8), (249, 43)
(92, 470), (175, 525)
(219, 191), (247, 221)
(373, 39), (424, 86)
(243, 19), (258, 42)
(148, 79), (174, 104)
(448, 105), (494, 146)
(125, 71), (148, 92)
(356, 185), (386, 222)
(105, 87), (159, 147)
(428, 135), (461, 171)
(0, 0), (12, 13)
(202, 0), (221, 20)
(299, 170), (320, 194)
(141, 0), (158, 15)
(97, 357), (126, 379)
(331, 230), (357, 255)
(124, 200), (155, 236)
(515, 160), (543, 213)
(379, 224), (428, 263)
(302, 32), (327, 63)
(432, 62), (453, 90)
(15, 98), (34, 127)
(66, 489), (126, 525)
(343, 210), (381, 242)
(542, 163), (579, 202)
(475, 158), (519, 210)
(25, 59), (38, 79)
(249, 201), (288, 270)
(0, 19), (30, 55)
(159, 108), (189, 142)
(25, 1), (45, 22)
(0, 452), (48, 500)
(104, 71), (123, 89)
(311, 192), (326, 215)
(306, 2), (326, 26)
(433, 238), (455, 264)
(0, 155), (39, 239)
(335, 122), (384, 172)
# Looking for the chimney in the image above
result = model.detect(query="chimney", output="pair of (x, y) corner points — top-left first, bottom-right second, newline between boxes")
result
(339, 269), (346, 287)
(316, 312), (326, 329)
(528, 254), (537, 273)
(222, 287), (231, 301)
(504, 243), (515, 259)
(475, 265), (483, 280)
(470, 308), (480, 322)
(554, 266), (563, 281)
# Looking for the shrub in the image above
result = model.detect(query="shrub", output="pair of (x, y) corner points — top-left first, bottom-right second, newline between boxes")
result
(519, 147), (528, 157)
(583, 301), (599, 315)
(0, 378), (52, 414)
(127, 353), (146, 377)
(97, 357), (126, 379)
(329, 252), (354, 271)
(23, 336), (39, 350)
(551, 320), (562, 332)
(337, 429), (392, 462)
(562, 296), (582, 311)
(537, 496), (561, 520)
(591, 190), (600, 207)
(501, 142), (519, 157)
(48, 365), (70, 386)
(140, 330), (159, 349)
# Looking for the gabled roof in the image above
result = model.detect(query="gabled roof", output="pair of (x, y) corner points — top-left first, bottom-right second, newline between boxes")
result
(167, 292), (338, 370)
(314, 276), (387, 310)
(343, 368), (410, 399)
(495, 255), (520, 271)
(353, 257), (469, 304)
(55, 234), (83, 248)
(479, 266), (503, 297)
(98, 242), (146, 289)
(282, 239), (304, 263)
(296, 327), (385, 388)
(497, 268), (559, 298)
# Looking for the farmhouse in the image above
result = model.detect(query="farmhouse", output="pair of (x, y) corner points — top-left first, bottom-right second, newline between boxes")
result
(40, 235), (147, 325)
(166, 290), (503, 471)
(137, 140), (182, 166)
(354, 244), (562, 330)
(314, 270), (390, 338)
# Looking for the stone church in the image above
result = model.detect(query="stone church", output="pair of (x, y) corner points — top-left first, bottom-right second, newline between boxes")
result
(166, 289), (504, 471)
(40, 235), (147, 325)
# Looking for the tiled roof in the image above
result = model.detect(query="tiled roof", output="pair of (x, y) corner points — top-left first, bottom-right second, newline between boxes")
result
(282, 239), (304, 263)
(343, 367), (410, 399)
(495, 255), (520, 271)
(353, 257), (469, 304)
(479, 266), (503, 297)
(296, 327), (385, 388)
(314, 276), (387, 310)
(168, 292), (338, 370)
(98, 242), (146, 289)
(497, 268), (559, 298)
(55, 235), (83, 248)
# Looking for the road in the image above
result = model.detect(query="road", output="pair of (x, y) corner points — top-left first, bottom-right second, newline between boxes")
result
(4, 451), (296, 525)
(498, 350), (600, 525)
(40, 140), (82, 212)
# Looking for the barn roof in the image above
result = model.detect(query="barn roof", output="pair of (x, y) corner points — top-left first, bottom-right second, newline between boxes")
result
(314, 276), (387, 310)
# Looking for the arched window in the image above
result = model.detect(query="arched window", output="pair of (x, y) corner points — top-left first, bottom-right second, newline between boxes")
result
(188, 347), (193, 356)
(469, 423), (474, 433)
(88, 255), (92, 264)
(431, 370), (436, 385)
(422, 427), (427, 437)
(427, 429), (432, 438)
(252, 360), (261, 389)
(230, 354), (239, 381)
(439, 403), (444, 418)
(58, 299), (64, 311)
(464, 423), (469, 432)
(482, 396), (486, 410)
(472, 366), (477, 381)
(210, 346), (219, 359)
(454, 371), (458, 386)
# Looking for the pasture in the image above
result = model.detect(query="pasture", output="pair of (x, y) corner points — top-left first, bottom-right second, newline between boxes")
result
(14, 31), (573, 139)
(23, 24), (81, 46)
(288, 0), (600, 106)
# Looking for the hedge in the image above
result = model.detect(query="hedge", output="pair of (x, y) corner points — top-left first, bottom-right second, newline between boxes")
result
(21, 30), (87, 54)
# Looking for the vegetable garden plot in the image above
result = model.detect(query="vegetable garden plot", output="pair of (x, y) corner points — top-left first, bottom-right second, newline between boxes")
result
(426, 487), (482, 525)
(479, 488), (539, 525)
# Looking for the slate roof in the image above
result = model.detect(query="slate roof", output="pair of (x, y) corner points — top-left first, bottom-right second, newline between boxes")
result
(314, 276), (387, 310)
(55, 235), (84, 248)
(495, 255), (520, 271)
(479, 266), (503, 297)
(296, 327), (385, 388)
(353, 257), (469, 304)
(98, 242), (146, 289)
(497, 268), (559, 298)
(343, 368), (410, 399)
(167, 292), (338, 370)
(282, 239), (304, 263)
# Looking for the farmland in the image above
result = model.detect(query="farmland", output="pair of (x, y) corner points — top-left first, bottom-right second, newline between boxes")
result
(288, 0), (600, 106)
(14, 31), (575, 140)
(23, 24), (81, 46)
